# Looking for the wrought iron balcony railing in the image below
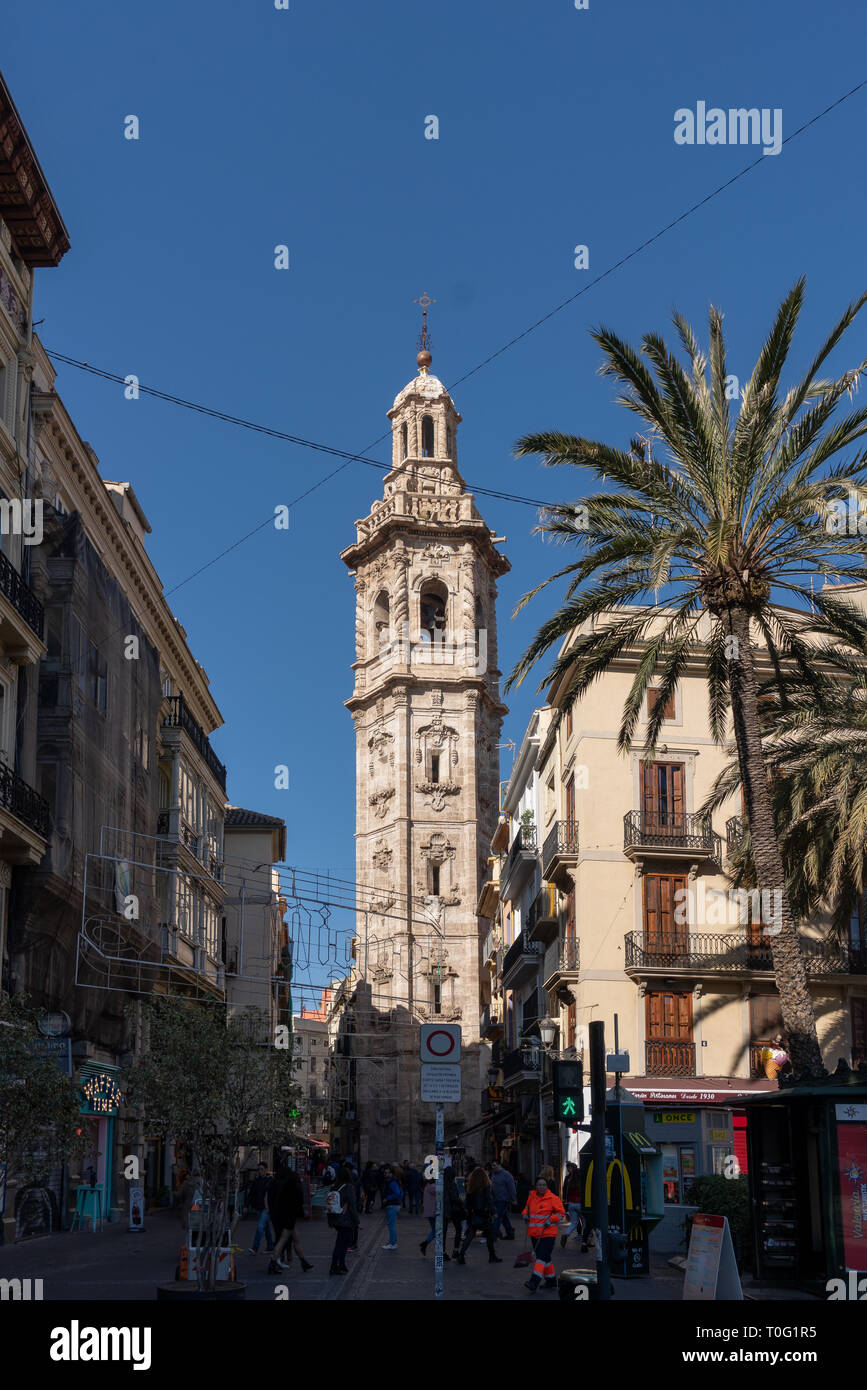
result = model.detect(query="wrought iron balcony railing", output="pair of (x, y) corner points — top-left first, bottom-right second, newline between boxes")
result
(726, 815), (745, 856)
(542, 820), (580, 879)
(501, 930), (542, 982)
(625, 930), (867, 976)
(0, 760), (50, 839)
(162, 694), (227, 791)
(0, 548), (43, 640)
(502, 1046), (541, 1083)
(503, 824), (537, 884)
(527, 882), (559, 943)
(645, 1040), (696, 1077)
(624, 810), (720, 856)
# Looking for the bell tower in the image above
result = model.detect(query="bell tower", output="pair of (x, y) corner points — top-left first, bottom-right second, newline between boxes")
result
(341, 304), (509, 1157)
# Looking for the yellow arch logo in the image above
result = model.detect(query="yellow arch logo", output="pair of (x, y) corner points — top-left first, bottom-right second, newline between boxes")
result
(583, 1158), (634, 1211)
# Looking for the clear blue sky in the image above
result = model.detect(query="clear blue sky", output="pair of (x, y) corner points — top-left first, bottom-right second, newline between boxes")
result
(5, 1), (867, 934)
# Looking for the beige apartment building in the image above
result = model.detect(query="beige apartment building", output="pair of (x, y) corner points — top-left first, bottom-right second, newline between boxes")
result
(482, 605), (867, 1243)
(223, 807), (288, 1037)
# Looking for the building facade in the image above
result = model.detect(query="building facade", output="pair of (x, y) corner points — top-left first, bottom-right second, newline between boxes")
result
(340, 342), (509, 1158)
(223, 806), (288, 1039)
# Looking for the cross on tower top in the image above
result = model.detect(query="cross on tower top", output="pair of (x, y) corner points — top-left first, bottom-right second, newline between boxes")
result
(414, 291), (436, 372)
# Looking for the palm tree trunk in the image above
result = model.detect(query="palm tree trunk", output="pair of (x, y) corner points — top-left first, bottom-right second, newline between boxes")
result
(726, 607), (823, 1075)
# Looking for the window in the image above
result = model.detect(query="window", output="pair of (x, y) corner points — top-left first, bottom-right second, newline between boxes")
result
(643, 874), (688, 956)
(430, 863), (440, 895)
(88, 642), (107, 712)
(421, 415), (434, 457)
(45, 608), (63, 661)
(430, 753), (440, 784)
(640, 761), (685, 831)
(565, 704), (573, 739)
(750, 993), (783, 1075)
(432, 982), (442, 1014)
(645, 991), (694, 1077)
(420, 582), (447, 640)
(647, 686), (676, 720)
(400, 423), (408, 460)
(70, 617), (87, 692)
(136, 725), (149, 769)
(310, 1055), (316, 1073)
(564, 772), (575, 825)
(566, 1001), (576, 1049)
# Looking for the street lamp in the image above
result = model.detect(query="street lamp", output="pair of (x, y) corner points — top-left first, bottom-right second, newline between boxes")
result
(538, 1016), (558, 1051)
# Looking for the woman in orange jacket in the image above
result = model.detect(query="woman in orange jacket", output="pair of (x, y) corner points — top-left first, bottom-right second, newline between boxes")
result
(521, 1178), (566, 1292)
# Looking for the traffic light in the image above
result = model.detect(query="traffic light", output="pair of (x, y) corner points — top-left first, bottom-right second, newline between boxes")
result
(553, 1059), (584, 1127)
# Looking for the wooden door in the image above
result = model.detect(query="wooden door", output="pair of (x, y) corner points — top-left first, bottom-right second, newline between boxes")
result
(643, 873), (688, 957)
(645, 990), (694, 1075)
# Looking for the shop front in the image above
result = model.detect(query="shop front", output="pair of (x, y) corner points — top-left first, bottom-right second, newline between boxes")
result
(73, 1064), (123, 1226)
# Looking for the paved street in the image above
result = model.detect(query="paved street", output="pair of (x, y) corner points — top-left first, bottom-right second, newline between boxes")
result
(1, 1205), (814, 1302)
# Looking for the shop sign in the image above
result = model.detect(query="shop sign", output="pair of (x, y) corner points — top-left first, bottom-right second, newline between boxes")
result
(836, 1110), (867, 1272)
(708, 1128), (729, 1142)
(653, 1111), (696, 1124)
(80, 1072), (124, 1115)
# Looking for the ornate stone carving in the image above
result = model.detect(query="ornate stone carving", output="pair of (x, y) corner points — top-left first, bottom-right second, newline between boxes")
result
(372, 839), (393, 871)
(368, 725), (395, 776)
(416, 779), (461, 812)
(369, 788), (395, 819)
(421, 542), (450, 567)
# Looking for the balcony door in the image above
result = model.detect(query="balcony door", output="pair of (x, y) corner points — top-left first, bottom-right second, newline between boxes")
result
(647, 989), (694, 1073)
(645, 990), (694, 1076)
(643, 872), (688, 959)
(749, 993), (783, 1076)
(641, 761), (685, 835)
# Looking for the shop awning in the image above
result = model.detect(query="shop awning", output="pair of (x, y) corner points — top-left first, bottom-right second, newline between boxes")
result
(447, 1106), (519, 1143)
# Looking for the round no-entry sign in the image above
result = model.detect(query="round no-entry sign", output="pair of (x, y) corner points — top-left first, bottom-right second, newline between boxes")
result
(420, 1023), (462, 1063)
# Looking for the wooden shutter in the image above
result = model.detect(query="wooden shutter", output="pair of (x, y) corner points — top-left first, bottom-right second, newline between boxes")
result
(646, 991), (693, 1041)
(648, 687), (676, 720)
(565, 773), (575, 824)
(641, 762), (685, 830)
(749, 993), (783, 1040)
(644, 873), (688, 955)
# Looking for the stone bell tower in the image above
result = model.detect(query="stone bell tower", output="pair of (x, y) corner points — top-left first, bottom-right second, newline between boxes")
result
(340, 304), (509, 1158)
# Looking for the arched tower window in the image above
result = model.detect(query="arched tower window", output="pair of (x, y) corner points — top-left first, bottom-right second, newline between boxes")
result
(419, 579), (448, 641)
(373, 589), (391, 640)
(400, 422), (408, 461)
(421, 414), (435, 458)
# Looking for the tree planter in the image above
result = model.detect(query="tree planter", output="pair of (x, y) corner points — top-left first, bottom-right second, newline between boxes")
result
(156, 1281), (246, 1301)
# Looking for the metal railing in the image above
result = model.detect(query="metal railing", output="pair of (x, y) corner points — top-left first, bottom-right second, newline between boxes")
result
(502, 1046), (542, 1082)
(625, 929), (867, 975)
(0, 760), (50, 838)
(503, 824), (537, 882)
(502, 931), (542, 980)
(162, 694), (227, 791)
(0, 548), (43, 639)
(527, 882), (558, 937)
(559, 935), (579, 972)
(645, 1040), (696, 1077)
(726, 815), (745, 856)
(542, 820), (580, 874)
(624, 810), (720, 855)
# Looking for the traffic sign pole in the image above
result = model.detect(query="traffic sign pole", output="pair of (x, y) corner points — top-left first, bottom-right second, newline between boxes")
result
(434, 1104), (444, 1300)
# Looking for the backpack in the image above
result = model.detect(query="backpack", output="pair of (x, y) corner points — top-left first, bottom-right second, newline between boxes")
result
(326, 1186), (345, 1227)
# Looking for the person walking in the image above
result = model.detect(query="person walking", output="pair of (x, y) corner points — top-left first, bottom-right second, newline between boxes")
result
(418, 1176), (451, 1258)
(490, 1160), (517, 1241)
(522, 1177), (566, 1292)
(381, 1165), (402, 1249)
(327, 1164), (359, 1276)
(267, 1168), (312, 1275)
(456, 1167), (502, 1265)
(247, 1162), (276, 1255)
(561, 1161), (585, 1250)
(443, 1166), (465, 1260)
(405, 1162), (423, 1215)
(362, 1161), (379, 1213)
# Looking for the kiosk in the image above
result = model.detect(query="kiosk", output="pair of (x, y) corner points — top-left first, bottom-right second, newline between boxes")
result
(579, 1086), (664, 1277)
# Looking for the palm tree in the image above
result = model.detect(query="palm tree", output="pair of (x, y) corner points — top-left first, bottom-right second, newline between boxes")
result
(704, 598), (867, 945)
(507, 280), (867, 1074)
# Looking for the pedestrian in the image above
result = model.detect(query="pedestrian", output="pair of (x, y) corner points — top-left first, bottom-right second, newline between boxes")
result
(418, 1176), (451, 1258)
(538, 1163), (556, 1189)
(247, 1162), (276, 1255)
(322, 1158), (336, 1186)
(267, 1168), (312, 1275)
(521, 1177), (566, 1293)
(381, 1164), (402, 1249)
(561, 1161), (585, 1250)
(443, 1166), (465, 1259)
(327, 1164), (359, 1276)
(362, 1161), (379, 1213)
(456, 1167), (502, 1265)
(405, 1162), (423, 1215)
(490, 1160), (517, 1241)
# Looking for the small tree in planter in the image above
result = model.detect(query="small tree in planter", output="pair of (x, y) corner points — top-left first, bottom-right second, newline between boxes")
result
(683, 1174), (752, 1272)
(123, 998), (299, 1293)
(0, 995), (84, 1237)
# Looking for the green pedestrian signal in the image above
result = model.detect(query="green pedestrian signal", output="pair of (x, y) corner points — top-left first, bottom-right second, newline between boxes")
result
(553, 1060), (584, 1128)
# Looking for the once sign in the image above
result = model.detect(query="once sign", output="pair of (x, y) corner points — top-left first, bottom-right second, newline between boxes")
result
(420, 1023), (461, 1064)
(421, 1064), (462, 1103)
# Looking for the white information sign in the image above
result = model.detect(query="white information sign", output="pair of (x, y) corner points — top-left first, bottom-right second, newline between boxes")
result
(420, 1024), (461, 1064)
(421, 1063), (462, 1102)
(683, 1213), (743, 1300)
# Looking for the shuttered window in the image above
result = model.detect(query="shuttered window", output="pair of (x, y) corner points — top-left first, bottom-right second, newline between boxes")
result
(643, 873), (688, 955)
(647, 687), (676, 720)
(646, 991), (693, 1040)
(641, 761), (685, 829)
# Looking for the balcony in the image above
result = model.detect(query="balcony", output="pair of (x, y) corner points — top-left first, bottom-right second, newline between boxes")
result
(162, 694), (227, 791)
(501, 930), (542, 989)
(623, 811), (721, 862)
(481, 927), (498, 970)
(481, 1002), (503, 1039)
(726, 815), (745, 858)
(499, 824), (538, 903)
(477, 875), (499, 920)
(624, 930), (867, 977)
(0, 760), (50, 859)
(502, 1045), (541, 1089)
(0, 548), (44, 644)
(527, 882), (559, 945)
(543, 934), (580, 993)
(645, 1040), (696, 1077)
(541, 820), (579, 890)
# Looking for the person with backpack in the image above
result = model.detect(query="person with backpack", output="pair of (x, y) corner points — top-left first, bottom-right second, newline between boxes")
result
(381, 1164), (402, 1249)
(327, 1164), (359, 1276)
(561, 1161), (585, 1250)
(490, 1160), (517, 1241)
(455, 1167), (502, 1265)
(521, 1176), (566, 1292)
